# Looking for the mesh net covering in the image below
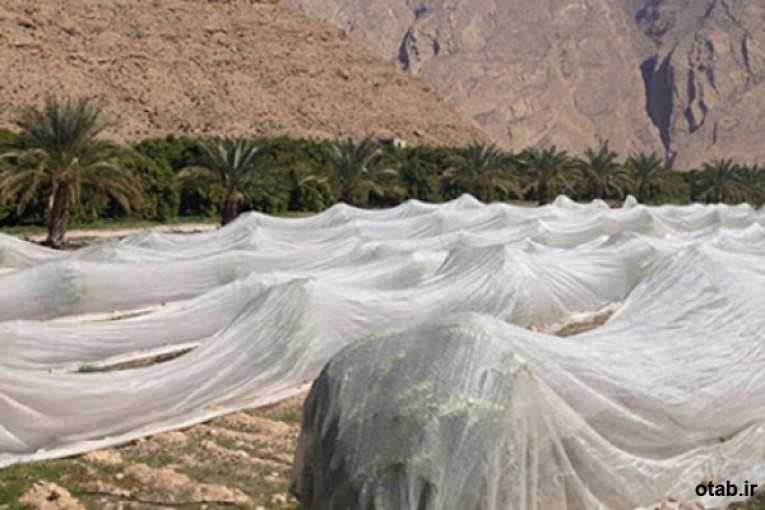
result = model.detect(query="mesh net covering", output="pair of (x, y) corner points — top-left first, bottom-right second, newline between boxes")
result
(1, 195), (765, 509)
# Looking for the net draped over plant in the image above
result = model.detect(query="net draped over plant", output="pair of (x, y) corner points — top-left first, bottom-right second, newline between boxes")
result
(0, 195), (764, 509)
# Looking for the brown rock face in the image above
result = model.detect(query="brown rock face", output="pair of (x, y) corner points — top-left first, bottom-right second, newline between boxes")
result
(0, 0), (482, 146)
(282, 0), (765, 168)
(283, 0), (661, 158)
(634, 0), (765, 168)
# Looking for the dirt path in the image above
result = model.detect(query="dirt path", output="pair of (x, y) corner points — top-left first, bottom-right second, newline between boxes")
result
(26, 224), (218, 242)
(21, 223), (218, 249)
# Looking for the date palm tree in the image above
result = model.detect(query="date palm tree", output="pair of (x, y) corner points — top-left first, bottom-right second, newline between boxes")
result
(691, 159), (749, 204)
(0, 96), (142, 248)
(324, 137), (397, 206)
(578, 141), (629, 199)
(737, 164), (765, 207)
(178, 137), (270, 225)
(441, 143), (519, 202)
(519, 146), (579, 205)
(624, 152), (676, 203)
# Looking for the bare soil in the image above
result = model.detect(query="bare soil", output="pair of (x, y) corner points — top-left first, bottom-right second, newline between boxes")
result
(1, 395), (307, 510)
(22, 223), (217, 251)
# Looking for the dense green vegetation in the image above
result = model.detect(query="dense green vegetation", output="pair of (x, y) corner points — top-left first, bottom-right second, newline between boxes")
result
(2, 97), (764, 245)
(0, 97), (143, 247)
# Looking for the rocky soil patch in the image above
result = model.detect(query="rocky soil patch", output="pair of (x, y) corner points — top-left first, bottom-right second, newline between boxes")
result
(1, 395), (306, 510)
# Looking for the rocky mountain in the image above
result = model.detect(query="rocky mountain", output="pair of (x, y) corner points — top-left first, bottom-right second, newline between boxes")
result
(633, 0), (765, 167)
(282, 0), (765, 168)
(0, 0), (482, 146)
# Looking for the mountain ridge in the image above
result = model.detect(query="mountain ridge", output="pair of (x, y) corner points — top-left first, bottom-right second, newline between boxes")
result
(282, 0), (765, 168)
(0, 0), (483, 146)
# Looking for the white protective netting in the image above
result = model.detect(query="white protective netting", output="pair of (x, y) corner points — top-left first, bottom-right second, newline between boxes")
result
(1, 195), (764, 509)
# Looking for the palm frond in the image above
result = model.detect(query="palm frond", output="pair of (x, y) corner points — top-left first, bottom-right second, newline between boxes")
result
(15, 96), (112, 167)
(0, 168), (47, 211)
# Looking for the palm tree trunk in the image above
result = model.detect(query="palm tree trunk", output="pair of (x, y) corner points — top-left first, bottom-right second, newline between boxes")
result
(475, 182), (488, 202)
(638, 185), (649, 204)
(343, 182), (359, 206)
(46, 183), (71, 249)
(221, 192), (239, 226)
(538, 180), (549, 206)
(593, 182), (604, 200)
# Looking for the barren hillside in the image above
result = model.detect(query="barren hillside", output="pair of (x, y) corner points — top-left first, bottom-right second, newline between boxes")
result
(282, 0), (765, 168)
(0, 0), (483, 146)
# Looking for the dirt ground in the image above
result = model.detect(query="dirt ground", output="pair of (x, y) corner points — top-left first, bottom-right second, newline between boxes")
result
(0, 395), (306, 510)
(4, 390), (764, 510)
(21, 223), (217, 250)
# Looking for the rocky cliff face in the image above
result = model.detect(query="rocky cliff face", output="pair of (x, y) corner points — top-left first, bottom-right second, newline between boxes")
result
(283, 0), (765, 168)
(0, 0), (482, 146)
(634, 0), (765, 167)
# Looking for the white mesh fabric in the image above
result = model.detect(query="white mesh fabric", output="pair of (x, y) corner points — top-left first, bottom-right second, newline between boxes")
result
(0, 195), (763, 509)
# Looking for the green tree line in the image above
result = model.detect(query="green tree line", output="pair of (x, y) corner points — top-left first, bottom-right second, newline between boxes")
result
(1, 97), (764, 247)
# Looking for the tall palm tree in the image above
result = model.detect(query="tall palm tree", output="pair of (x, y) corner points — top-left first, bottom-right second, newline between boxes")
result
(0, 96), (142, 248)
(441, 143), (518, 202)
(691, 159), (749, 204)
(519, 146), (579, 206)
(324, 137), (396, 206)
(578, 141), (629, 199)
(178, 137), (269, 225)
(624, 153), (675, 203)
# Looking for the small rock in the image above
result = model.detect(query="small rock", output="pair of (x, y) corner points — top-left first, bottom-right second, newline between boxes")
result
(19, 482), (85, 509)
(153, 430), (188, 445)
(125, 463), (251, 504)
(84, 449), (123, 466)
(264, 474), (281, 484)
(271, 493), (289, 505)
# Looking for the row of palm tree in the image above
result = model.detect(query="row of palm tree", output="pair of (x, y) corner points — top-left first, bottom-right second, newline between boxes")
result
(418, 142), (764, 207)
(440, 143), (687, 206)
(692, 159), (765, 204)
(1, 96), (764, 248)
(1, 99), (281, 245)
